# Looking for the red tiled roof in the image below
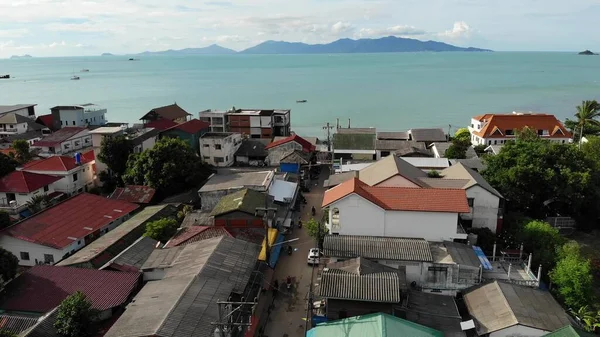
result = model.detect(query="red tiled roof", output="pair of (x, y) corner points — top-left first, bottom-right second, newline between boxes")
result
(472, 113), (572, 138)
(144, 118), (178, 130)
(0, 171), (61, 193)
(2, 193), (139, 249)
(164, 118), (210, 134)
(0, 265), (140, 313)
(33, 127), (87, 147)
(21, 152), (93, 172)
(35, 114), (54, 129)
(109, 185), (156, 204)
(164, 226), (232, 248)
(322, 178), (470, 213)
(265, 134), (316, 152)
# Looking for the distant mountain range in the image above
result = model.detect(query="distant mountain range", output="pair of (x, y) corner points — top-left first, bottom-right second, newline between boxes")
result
(106, 36), (491, 57)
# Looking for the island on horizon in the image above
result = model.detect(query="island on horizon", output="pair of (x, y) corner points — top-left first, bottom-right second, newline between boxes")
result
(9, 54), (33, 59)
(101, 53), (114, 56)
(578, 50), (598, 55)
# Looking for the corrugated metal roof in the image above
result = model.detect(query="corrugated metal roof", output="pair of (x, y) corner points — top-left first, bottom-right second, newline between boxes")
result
(0, 314), (39, 335)
(164, 226), (232, 248)
(323, 235), (433, 262)
(0, 265), (140, 313)
(401, 157), (450, 169)
(544, 325), (596, 337)
(141, 246), (185, 270)
(409, 128), (447, 142)
(101, 236), (158, 271)
(19, 308), (59, 337)
(377, 131), (410, 140)
(443, 241), (482, 268)
(404, 290), (465, 337)
(109, 185), (156, 204)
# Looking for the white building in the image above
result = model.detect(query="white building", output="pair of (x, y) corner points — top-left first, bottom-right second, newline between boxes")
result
(322, 178), (469, 242)
(89, 126), (159, 173)
(0, 171), (61, 216)
(468, 112), (572, 146)
(19, 150), (96, 195)
(0, 113), (32, 136)
(198, 109), (227, 132)
(32, 127), (91, 157)
(463, 281), (570, 337)
(50, 104), (107, 128)
(0, 104), (36, 119)
(0, 193), (139, 266)
(199, 132), (242, 167)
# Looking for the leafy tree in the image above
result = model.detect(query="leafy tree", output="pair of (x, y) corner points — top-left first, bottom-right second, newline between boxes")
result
(0, 248), (18, 283)
(123, 138), (213, 195)
(573, 100), (600, 147)
(467, 227), (495, 254)
(144, 217), (179, 242)
(565, 118), (600, 140)
(445, 138), (471, 159)
(581, 136), (600, 169)
(0, 153), (17, 177)
(98, 171), (117, 195)
(306, 218), (328, 248)
(570, 306), (600, 332)
(473, 144), (487, 156)
(0, 211), (10, 230)
(515, 126), (539, 142)
(482, 137), (600, 222)
(454, 128), (471, 143)
(54, 291), (98, 337)
(550, 241), (594, 309)
(12, 140), (32, 164)
(87, 187), (102, 195)
(177, 205), (193, 222)
(0, 330), (17, 337)
(26, 194), (51, 214)
(519, 220), (565, 273)
(98, 135), (133, 179)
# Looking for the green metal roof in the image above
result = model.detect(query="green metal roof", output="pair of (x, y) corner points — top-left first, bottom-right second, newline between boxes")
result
(306, 313), (444, 337)
(210, 189), (266, 217)
(544, 325), (596, 337)
(333, 133), (375, 150)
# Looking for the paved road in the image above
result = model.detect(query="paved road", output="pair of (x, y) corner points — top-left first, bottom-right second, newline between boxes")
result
(262, 168), (328, 337)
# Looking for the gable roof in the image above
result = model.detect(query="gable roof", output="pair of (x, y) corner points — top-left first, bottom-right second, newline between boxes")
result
(318, 257), (406, 302)
(0, 104), (36, 115)
(265, 134), (316, 152)
(140, 103), (191, 121)
(144, 118), (178, 130)
(109, 185), (156, 204)
(323, 235), (433, 261)
(324, 171), (358, 188)
(443, 241), (482, 268)
(234, 138), (269, 158)
(472, 113), (572, 138)
(404, 290), (465, 337)
(164, 226), (233, 248)
(333, 132), (376, 150)
(307, 312), (444, 337)
(32, 127), (87, 147)
(280, 149), (311, 164)
(21, 150), (94, 172)
(101, 236), (158, 272)
(377, 131), (410, 140)
(35, 114), (54, 129)
(163, 118), (209, 134)
(0, 113), (31, 124)
(440, 163), (503, 198)
(323, 178), (470, 213)
(409, 128), (447, 142)
(210, 188), (266, 216)
(1, 193), (139, 249)
(0, 265), (140, 313)
(0, 171), (61, 193)
(359, 155), (428, 187)
(104, 236), (260, 337)
(463, 280), (570, 335)
(448, 158), (485, 171)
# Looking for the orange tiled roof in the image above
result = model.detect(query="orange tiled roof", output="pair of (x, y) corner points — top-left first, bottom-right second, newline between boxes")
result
(322, 178), (470, 213)
(473, 113), (572, 138)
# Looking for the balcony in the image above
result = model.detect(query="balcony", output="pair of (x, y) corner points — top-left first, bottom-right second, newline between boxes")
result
(0, 200), (28, 215)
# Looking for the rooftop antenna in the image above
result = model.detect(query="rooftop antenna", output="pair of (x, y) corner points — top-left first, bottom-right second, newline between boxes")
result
(348, 118), (351, 129)
(336, 118), (339, 129)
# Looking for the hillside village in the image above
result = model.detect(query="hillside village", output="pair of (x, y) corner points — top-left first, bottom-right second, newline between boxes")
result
(0, 102), (597, 336)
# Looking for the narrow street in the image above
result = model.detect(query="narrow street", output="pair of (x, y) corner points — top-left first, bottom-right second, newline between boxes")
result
(262, 167), (328, 337)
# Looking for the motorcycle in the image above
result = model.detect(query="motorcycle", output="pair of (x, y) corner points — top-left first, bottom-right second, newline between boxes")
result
(311, 206), (316, 216)
(286, 276), (292, 290)
(298, 220), (302, 229)
(287, 245), (293, 255)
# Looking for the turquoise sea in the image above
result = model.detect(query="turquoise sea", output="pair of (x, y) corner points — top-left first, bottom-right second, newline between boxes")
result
(1, 52), (599, 137)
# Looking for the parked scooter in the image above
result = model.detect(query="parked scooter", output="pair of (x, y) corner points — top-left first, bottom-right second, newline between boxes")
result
(298, 220), (302, 229)
(311, 206), (316, 216)
(287, 245), (293, 255)
(286, 276), (292, 290)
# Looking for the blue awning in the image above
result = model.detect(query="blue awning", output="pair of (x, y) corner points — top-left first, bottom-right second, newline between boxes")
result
(269, 234), (285, 268)
(473, 246), (493, 270)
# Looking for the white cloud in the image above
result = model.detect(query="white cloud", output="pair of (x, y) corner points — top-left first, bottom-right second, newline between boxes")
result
(48, 41), (66, 48)
(358, 25), (427, 38)
(0, 28), (29, 38)
(439, 21), (472, 39)
(331, 21), (353, 35)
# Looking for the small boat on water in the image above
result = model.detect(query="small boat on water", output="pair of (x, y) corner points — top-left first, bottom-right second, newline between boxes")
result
(70, 75), (80, 80)
(296, 99), (307, 103)
(80, 69), (89, 72)
(128, 58), (140, 61)
(0, 75), (9, 79)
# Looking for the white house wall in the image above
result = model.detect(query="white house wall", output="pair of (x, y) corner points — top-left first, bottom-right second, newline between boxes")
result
(490, 325), (547, 337)
(22, 163), (95, 195)
(465, 185), (500, 233)
(0, 184), (56, 207)
(328, 194), (385, 235)
(0, 235), (72, 266)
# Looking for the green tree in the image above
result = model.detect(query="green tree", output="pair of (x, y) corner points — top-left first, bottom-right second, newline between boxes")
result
(98, 135), (133, 179)
(550, 241), (594, 309)
(445, 138), (471, 159)
(570, 306), (600, 332)
(177, 205), (193, 222)
(0, 153), (17, 177)
(144, 217), (179, 242)
(0, 248), (19, 283)
(12, 140), (32, 164)
(0, 330), (17, 337)
(306, 218), (328, 248)
(54, 291), (98, 337)
(573, 100), (600, 147)
(519, 220), (565, 272)
(0, 211), (10, 230)
(515, 126), (539, 142)
(565, 118), (600, 140)
(454, 128), (471, 143)
(26, 194), (51, 214)
(581, 136), (600, 169)
(427, 170), (441, 178)
(123, 138), (213, 195)
(473, 144), (487, 156)
(482, 138), (600, 221)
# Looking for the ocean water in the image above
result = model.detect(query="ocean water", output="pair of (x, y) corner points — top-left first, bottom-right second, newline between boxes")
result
(0, 52), (599, 137)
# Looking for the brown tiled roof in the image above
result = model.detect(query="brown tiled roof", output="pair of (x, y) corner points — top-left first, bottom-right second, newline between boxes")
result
(322, 178), (470, 213)
(472, 113), (572, 138)
(164, 226), (232, 248)
(265, 134), (316, 152)
(140, 103), (191, 121)
(109, 185), (156, 204)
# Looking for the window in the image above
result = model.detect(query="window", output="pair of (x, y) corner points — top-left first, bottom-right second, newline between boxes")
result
(8, 124), (13, 129)
(467, 198), (474, 207)
(493, 140), (497, 145)
(44, 254), (54, 264)
(487, 140), (491, 145)
(214, 157), (224, 163)
(203, 156), (210, 160)
(84, 138), (90, 143)
(73, 173), (78, 181)
(44, 185), (49, 192)
(225, 155), (228, 161)
(72, 121), (75, 126)
(20, 252), (30, 260)
(215, 144), (222, 150)
(427, 266), (448, 283)
(203, 144), (210, 148)
(505, 129), (514, 136)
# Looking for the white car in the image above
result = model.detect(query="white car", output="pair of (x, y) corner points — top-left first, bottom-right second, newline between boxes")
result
(307, 248), (323, 265)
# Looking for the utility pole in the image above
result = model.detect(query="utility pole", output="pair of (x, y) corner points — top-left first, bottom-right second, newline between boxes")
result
(256, 194), (277, 266)
(323, 122), (333, 152)
(305, 204), (322, 334)
(211, 299), (257, 337)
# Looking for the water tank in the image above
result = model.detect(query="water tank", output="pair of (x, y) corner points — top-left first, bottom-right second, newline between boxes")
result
(74, 152), (82, 165)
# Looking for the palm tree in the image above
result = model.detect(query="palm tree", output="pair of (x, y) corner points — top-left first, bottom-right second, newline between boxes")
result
(26, 194), (51, 214)
(575, 100), (600, 148)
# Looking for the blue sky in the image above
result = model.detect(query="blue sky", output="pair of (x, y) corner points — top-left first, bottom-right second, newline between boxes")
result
(0, 0), (599, 57)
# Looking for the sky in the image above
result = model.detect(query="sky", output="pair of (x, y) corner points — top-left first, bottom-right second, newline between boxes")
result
(0, 0), (599, 57)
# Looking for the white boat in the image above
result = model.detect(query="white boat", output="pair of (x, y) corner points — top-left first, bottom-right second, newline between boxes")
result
(80, 69), (89, 72)
(71, 75), (80, 80)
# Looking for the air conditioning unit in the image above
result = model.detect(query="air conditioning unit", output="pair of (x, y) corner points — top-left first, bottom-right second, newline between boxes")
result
(9, 200), (17, 208)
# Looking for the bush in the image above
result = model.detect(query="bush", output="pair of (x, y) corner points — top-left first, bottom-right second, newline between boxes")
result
(0, 248), (18, 282)
(54, 291), (98, 337)
(144, 218), (179, 243)
(550, 241), (594, 309)
(427, 170), (441, 178)
(519, 220), (565, 274)
(306, 218), (328, 249)
(467, 227), (495, 254)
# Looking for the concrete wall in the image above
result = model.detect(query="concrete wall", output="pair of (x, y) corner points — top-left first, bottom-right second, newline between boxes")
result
(200, 134), (242, 167)
(0, 235), (78, 266)
(266, 142), (303, 166)
(22, 162), (95, 195)
(490, 325), (546, 337)
(376, 175), (421, 188)
(0, 122), (28, 135)
(0, 183), (55, 207)
(464, 185), (500, 233)
(327, 194), (460, 241)
(199, 188), (243, 212)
